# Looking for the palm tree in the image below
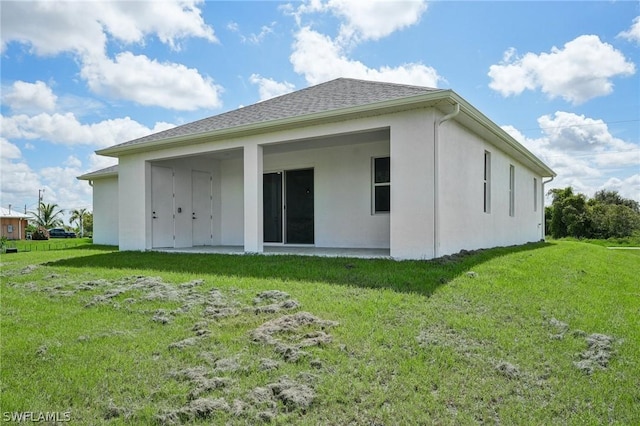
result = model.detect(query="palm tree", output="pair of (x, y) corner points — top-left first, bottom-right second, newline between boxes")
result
(30, 202), (64, 229)
(69, 208), (88, 237)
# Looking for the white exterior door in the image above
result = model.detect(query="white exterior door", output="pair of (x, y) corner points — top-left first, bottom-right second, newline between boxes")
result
(192, 170), (213, 246)
(151, 165), (175, 248)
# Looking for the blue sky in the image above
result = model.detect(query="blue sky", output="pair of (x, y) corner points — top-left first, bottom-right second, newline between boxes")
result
(1, 0), (639, 222)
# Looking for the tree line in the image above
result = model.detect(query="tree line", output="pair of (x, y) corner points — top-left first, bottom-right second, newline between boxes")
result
(29, 202), (93, 238)
(546, 188), (640, 239)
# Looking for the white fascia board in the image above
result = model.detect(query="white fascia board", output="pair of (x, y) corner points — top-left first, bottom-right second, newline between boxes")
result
(94, 89), (555, 179)
(449, 92), (556, 178)
(77, 168), (119, 181)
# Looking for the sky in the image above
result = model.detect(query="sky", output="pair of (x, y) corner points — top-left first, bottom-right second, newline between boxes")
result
(1, 0), (639, 224)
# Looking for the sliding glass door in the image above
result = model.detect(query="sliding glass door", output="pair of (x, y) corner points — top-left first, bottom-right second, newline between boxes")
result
(263, 169), (314, 244)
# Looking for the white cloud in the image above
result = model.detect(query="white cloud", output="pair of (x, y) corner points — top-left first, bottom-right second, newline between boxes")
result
(228, 21), (277, 44)
(601, 175), (640, 202)
(537, 112), (638, 160)
(285, 0), (427, 43)
(80, 52), (223, 111)
(64, 155), (83, 169)
(286, 0), (439, 87)
(1, 1), (221, 111)
(1, 137), (23, 160)
(1, 0), (216, 56)
(40, 164), (94, 213)
(93, 0), (217, 50)
(0, 139), (114, 215)
(1, 1), (106, 57)
(88, 153), (118, 172)
(2, 81), (58, 114)
(502, 112), (640, 201)
(618, 16), (640, 44)
(0, 138), (45, 210)
(250, 74), (296, 101)
(488, 35), (636, 104)
(291, 27), (441, 86)
(327, 0), (427, 44)
(1, 113), (174, 148)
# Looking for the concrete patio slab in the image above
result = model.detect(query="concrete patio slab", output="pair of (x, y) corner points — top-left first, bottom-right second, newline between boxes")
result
(154, 245), (391, 259)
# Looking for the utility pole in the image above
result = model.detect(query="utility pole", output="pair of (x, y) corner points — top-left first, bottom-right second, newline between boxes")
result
(38, 189), (44, 222)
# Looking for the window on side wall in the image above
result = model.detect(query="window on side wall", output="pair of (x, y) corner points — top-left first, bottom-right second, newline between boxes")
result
(372, 156), (390, 214)
(509, 165), (515, 217)
(533, 177), (538, 212)
(484, 151), (491, 213)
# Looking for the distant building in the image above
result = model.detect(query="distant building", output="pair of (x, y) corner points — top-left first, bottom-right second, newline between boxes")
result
(1, 207), (30, 240)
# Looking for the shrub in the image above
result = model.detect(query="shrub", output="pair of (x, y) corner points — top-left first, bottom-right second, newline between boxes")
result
(32, 227), (49, 240)
(548, 187), (640, 239)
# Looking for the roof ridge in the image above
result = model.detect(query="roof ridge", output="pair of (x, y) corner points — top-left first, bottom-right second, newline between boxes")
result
(331, 77), (439, 91)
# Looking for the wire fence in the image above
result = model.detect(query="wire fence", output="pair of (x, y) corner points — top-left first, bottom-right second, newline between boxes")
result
(3, 239), (93, 253)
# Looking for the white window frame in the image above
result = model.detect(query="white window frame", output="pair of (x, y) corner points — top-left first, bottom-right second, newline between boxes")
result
(533, 177), (538, 212)
(372, 156), (390, 215)
(509, 164), (515, 217)
(484, 151), (491, 213)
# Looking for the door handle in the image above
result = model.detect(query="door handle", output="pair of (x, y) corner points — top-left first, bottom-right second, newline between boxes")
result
(153, 211), (157, 219)
(192, 212), (197, 219)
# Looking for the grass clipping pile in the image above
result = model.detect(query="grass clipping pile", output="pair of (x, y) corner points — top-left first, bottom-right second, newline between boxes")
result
(13, 272), (339, 424)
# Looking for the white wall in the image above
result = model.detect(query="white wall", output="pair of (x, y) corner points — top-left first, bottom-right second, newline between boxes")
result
(145, 156), (224, 248)
(220, 158), (244, 245)
(92, 177), (119, 246)
(214, 139), (390, 248)
(437, 120), (543, 256)
(118, 155), (149, 251)
(114, 115), (397, 250)
(111, 106), (547, 258)
(389, 108), (436, 259)
(265, 139), (390, 248)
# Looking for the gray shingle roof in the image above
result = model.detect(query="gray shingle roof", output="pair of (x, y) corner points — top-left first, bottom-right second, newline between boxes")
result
(77, 164), (118, 180)
(108, 78), (440, 149)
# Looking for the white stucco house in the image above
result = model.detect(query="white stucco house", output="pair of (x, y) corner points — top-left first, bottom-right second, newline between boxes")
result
(78, 78), (555, 260)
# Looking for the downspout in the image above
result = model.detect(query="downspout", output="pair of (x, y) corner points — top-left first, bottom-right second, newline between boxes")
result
(541, 176), (554, 241)
(433, 103), (460, 259)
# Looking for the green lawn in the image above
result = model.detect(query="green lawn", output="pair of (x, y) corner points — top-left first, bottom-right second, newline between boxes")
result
(1, 241), (638, 424)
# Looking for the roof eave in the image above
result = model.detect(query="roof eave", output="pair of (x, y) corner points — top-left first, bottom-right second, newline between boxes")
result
(77, 170), (118, 181)
(95, 89), (555, 178)
(449, 92), (556, 178)
(96, 90), (450, 158)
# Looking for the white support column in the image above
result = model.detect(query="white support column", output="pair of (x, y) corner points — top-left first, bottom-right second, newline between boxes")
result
(243, 143), (264, 253)
(118, 156), (150, 251)
(389, 110), (436, 260)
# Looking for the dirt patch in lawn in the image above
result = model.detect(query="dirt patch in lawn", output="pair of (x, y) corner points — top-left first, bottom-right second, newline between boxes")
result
(157, 397), (231, 424)
(252, 312), (339, 362)
(574, 333), (616, 374)
(545, 317), (619, 375)
(10, 274), (339, 423)
(417, 323), (489, 359)
(251, 289), (301, 314)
